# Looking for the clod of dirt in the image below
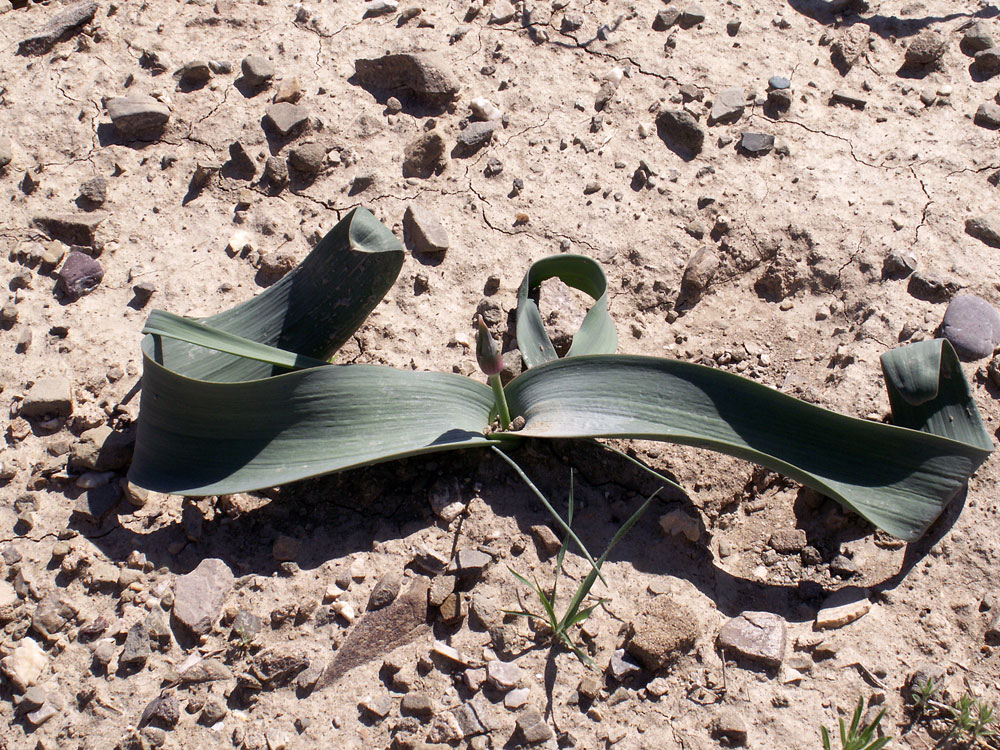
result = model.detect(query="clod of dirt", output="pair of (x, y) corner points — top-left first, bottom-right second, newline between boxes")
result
(626, 594), (699, 670)
(656, 109), (705, 158)
(402, 130), (447, 177)
(354, 52), (460, 108)
(904, 30), (948, 68)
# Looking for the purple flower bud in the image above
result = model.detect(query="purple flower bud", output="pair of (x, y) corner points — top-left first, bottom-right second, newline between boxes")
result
(476, 315), (503, 376)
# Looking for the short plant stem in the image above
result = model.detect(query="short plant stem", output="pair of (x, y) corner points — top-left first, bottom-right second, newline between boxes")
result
(489, 374), (511, 430)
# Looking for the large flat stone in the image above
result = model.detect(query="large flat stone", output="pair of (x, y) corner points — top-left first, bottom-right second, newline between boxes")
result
(716, 611), (786, 667)
(264, 103), (310, 137)
(21, 377), (73, 418)
(32, 213), (106, 247)
(354, 52), (460, 106)
(107, 96), (170, 137)
(322, 579), (429, 686)
(172, 559), (234, 635)
(17, 0), (97, 55)
(404, 204), (449, 253)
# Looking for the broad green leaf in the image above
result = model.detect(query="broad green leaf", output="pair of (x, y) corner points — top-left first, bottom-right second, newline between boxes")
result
(129, 360), (497, 495)
(151, 206), (403, 383)
(130, 207), (500, 495)
(516, 254), (617, 369)
(500, 347), (992, 541)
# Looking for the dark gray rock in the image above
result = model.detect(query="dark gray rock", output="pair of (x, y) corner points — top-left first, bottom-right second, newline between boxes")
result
(739, 132), (775, 155)
(263, 103), (309, 138)
(78, 176), (107, 206)
(288, 143), (326, 174)
(108, 96), (170, 137)
(939, 295), (1000, 360)
(176, 60), (212, 85)
(975, 46), (1000, 73)
(830, 554), (859, 578)
(121, 622), (151, 666)
(963, 22), (995, 53)
(656, 110), (704, 157)
(354, 53), (459, 106)
(679, 3), (706, 27)
(263, 156), (288, 188)
(456, 121), (498, 154)
(402, 131), (446, 177)
(241, 55), (275, 86)
(716, 611), (786, 667)
(975, 102), (1000, 129)
(17, 0), (97, 56)
(400, 693), (436, 718)
(367, 571), (402, 611)
(227, 140), (256, 178)
(767, 88), (793, 113)
(679, 247), (719, 301)
(768, 75), (791, 90)
(404, 204), (449, 253)
(904, 30), (947, 66)
(56, 251), (104, 300)
(709, 88), (745, 125)
(908, 272), (962, 303)
(173, 558), (234, 634)
(652, 8), (680, 30)
(33, 213), (105, 247)
(140, 693), (179, 729)
(966, 216), (1000, 247)
(517, 708), (554, 744)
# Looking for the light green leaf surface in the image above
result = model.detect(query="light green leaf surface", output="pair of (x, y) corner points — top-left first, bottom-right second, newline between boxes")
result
(128, 211), (993, 541)
(499, 347), (991, 541)
(130, 207), (497, 495)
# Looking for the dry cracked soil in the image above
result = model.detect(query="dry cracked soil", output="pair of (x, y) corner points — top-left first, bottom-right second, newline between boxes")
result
(1, 0), (1000, 748)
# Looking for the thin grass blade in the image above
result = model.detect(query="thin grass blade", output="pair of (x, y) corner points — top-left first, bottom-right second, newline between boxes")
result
(491, 447), (607, 585)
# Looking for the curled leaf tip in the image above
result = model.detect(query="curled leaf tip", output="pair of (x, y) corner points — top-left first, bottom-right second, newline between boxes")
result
(476, 314), (503, 376)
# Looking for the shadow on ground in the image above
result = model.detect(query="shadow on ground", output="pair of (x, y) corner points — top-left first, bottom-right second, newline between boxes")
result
(81, 437), (957, 625)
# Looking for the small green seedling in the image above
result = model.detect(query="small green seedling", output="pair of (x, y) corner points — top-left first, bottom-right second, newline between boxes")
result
(821, 697), (892, 750)
(496, 447), (661, 666)
(947, 694), (997, 746)
(909, 676), (939, 719)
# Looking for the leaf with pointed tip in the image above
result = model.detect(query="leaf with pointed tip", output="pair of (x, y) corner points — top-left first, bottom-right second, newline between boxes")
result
(500, 343), (992, 541)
